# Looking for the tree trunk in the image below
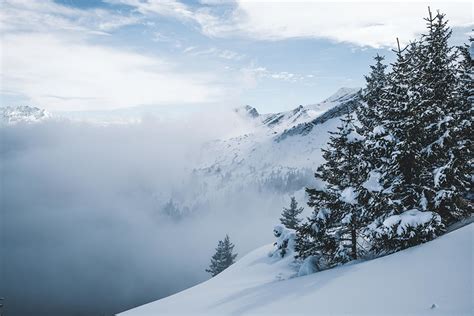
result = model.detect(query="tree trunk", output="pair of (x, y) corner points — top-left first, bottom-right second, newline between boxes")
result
(351, 220), (357, 260)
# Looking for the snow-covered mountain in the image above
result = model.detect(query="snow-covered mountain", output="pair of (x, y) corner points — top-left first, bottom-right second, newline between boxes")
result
(120, 222), (474, 316)
(166, 88), (360, 218)
(205, 87), (360, 170)
(0, 105), (53, 125)
(1, 88), (361, 220)
(235, 87), (360, 134)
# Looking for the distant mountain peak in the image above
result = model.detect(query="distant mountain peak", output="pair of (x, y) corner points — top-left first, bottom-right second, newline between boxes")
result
(1, 105), (52, 125)
(234, 87), (361, 137)
(293, 105), (304, 113)
(235, 105), (260, 118)
(276, 88), (361, 141)
(322, 87), (361, 103)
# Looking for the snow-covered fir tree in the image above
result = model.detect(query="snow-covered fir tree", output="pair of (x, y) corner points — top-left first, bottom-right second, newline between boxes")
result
(361, 10), (471, 253)
(380, 40), (427, 216)
(456, 38), (474, 204)
(206, 235), (238, 277)
(271, 225), (296, 258)
(296, 111), (370, 265)
(298, 10), (471, 259)
(424, 36), (473, 222)
(353, 41), (422, 254)
(294, 176), (336, 265)
(358, 54), (387, 131)
(363, 42), (445, 253)
(280, 196), (304, 229)
(415, 9), (468, 223)
(369, 210), (443, 254)
(355, 54), (391, 225)
(358, 54), (389, 170)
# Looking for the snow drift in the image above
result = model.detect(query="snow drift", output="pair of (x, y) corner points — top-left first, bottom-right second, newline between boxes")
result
(120, 223), (474, 316)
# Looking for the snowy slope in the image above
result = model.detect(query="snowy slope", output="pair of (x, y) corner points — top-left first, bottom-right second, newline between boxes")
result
(121, 223), (474, 316)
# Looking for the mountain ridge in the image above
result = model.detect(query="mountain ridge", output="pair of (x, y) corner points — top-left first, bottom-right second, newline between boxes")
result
(234, 87), (361, 135)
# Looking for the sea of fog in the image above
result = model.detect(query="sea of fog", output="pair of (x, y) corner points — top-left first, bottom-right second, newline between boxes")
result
(0, 112), (291, 316)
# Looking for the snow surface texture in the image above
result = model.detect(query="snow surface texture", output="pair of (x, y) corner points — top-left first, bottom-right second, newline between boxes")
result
(121, 223), (473, 316)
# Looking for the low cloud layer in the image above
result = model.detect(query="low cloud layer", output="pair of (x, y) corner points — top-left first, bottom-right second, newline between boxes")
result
(0, 112), (288, 316)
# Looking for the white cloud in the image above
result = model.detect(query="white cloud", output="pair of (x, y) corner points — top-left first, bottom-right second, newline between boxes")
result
(184, 46), (245, 60)
(112, 0), (472, 48)
(1, 33), (227, 111)
(202, 0), (473, 48)
(106, 0), (195, 21)
(0, 0), (140, 34)
(241, 66), (308, 85)
(0, 0), (232, 111)
(216, 49), (244, 60)
(183, 46), (197, 53)
(4, 0), (469, 111)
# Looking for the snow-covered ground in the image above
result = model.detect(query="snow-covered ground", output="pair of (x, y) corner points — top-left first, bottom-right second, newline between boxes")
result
(120, 223), (473, 316)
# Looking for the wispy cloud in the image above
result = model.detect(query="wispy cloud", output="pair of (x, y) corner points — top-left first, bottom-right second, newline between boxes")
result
(2, 32), (228, 111)
(105, 0), (195, 21)
(242, 66), (308, 84)
(109, 0), (472, 48)
(218, 1), (473, 47)
(0, 0), (233, 111)
(0, 0), (141, 34)
(3, 0), (471, 111)
(184, 46), (245, 61)
(183, 46), (197, 53)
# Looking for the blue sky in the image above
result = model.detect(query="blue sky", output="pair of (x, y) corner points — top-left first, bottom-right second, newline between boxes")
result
(1, 0), (472, 114)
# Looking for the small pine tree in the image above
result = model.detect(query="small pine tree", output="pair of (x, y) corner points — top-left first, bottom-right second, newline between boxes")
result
(206, 235), (237, 277)
(280, 196), (304, 229)
(295, 180), (336, 263)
